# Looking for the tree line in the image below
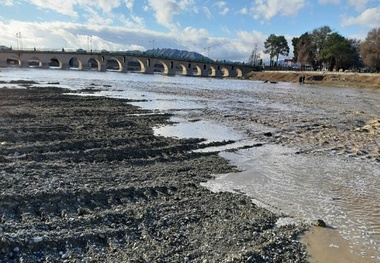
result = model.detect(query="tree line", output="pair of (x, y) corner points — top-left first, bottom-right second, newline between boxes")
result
(252, 26), (380, 73)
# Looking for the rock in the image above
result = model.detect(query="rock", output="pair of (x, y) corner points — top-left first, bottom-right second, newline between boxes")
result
(33, 237), (43, 243)
(314, 219), (327, 227)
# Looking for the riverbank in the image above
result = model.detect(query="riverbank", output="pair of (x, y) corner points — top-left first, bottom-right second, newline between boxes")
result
(0, 86), (308, 262)
(246, 71), (380, 89)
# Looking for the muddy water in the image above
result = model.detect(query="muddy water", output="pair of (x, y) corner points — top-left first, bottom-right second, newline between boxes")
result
(1, 68), (379, 260)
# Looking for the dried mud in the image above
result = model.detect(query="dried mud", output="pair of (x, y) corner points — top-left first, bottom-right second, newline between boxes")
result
(0, 87), (308, 262)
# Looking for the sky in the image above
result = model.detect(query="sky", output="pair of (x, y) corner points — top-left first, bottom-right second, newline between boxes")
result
(0, 0), (379, 62)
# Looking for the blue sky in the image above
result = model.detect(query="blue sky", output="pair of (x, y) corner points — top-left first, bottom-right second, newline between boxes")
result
(0, 0), (379, 62)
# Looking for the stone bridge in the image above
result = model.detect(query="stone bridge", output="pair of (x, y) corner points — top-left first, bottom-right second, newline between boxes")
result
(0, 50), (254, 78)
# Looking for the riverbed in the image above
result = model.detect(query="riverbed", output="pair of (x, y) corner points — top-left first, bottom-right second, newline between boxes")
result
(1, 68), (379, 261)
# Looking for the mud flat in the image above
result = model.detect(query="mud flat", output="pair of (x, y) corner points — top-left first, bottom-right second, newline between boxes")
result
(0, 86), (308, 262)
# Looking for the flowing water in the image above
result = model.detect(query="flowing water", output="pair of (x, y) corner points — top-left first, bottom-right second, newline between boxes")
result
(1, 68), (379, 261)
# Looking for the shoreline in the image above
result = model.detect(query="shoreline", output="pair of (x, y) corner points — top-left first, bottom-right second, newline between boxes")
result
(0, 71), (376, 262)
(245, 70), (380, 89)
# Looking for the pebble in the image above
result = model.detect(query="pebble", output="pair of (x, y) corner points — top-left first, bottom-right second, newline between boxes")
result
(33, 237), (43, 243)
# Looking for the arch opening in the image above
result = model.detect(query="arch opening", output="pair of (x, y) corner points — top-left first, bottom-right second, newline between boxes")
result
(49, 58), (61, 69)
(178, 63), (189, 76)
(87, 58), (99, 70)
(28, 57), (41, 68)
(236, 68), (243, 77)
(127, 58), (144, 72)
(6, 58), (20, 67)
(221, 67), (229, 77)
(69, 57), (82, 70)
(106, 57), (122, 71)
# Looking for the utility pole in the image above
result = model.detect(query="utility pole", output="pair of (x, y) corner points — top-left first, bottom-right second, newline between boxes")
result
(149, 40), (155, 50)
(16, 32), (22, 50)
(87, 35), (92, 52)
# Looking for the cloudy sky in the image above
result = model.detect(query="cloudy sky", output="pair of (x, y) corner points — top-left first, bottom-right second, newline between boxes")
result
(0, 0), (379, 62)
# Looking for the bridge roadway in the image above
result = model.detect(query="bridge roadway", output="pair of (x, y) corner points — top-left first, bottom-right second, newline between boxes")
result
(0, 50), (253, 78)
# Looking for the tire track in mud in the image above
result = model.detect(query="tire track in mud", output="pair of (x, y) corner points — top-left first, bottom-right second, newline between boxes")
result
(0, 87), (308, 262)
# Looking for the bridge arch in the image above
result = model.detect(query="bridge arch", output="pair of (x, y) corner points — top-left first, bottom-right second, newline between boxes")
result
(177, 63), (190, 76)
(87, 57), (100, 70)
(127, 57), (145, 73)
(69, 57), (83, 70)
(5, 55), (21, 67)
(49, 57), (62, 69)
(235, 68), (243, 77)
(105, 57), (123, 71)
(221, 66), (230, 77)
(28, 56), (42, 68)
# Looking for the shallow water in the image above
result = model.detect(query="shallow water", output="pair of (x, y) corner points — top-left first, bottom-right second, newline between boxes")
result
(1, 68), (379, 260)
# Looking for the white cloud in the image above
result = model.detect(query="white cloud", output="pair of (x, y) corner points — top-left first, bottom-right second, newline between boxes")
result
(348, 0), (369, 11)
(124, 0), (134, 10)
(1, 0), (14, 6)
(220, 8), (229, 15)
(341, 7), (380, 28)
(28, 0), (123, 17)
(213, 1), (229, 15)
(83, 6), (114, 26)
(251, 0), (306, 21)
(203, 7), (213, 19)
(239, 7), (248, 15)
(29, 0), (79, 17)
(147, 0), (195, 29)
(214, 1), (227, 9)
(319, 0), (370, 11)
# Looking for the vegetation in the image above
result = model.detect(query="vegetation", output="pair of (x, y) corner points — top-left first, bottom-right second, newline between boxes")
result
(360, 28), (380, 73)
(264, 34), (289, 68)
(254, 26), (379, 72)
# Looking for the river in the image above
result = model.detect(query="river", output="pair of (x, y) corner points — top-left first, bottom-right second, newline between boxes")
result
(1, 68), (379, 261)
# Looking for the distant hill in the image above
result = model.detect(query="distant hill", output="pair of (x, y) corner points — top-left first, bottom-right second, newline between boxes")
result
(145, 48), (213, 62)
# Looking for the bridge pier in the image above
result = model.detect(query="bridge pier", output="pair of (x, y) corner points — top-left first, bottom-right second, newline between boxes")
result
(60, 63), (70, 70)
(100, 64), (107, 72)
(20, 61), (29, 68)
(165, 68), (176, 76)
(214, 70), (222, 78)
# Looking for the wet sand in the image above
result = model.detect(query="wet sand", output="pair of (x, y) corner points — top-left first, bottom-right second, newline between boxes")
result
(304, 226), (376, 263)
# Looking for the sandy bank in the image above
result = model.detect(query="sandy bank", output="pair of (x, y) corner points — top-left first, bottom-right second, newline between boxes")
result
(246, 71), (380, 89)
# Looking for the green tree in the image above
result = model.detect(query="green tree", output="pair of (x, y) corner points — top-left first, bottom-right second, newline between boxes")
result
(360, 28), (380, 72)
(348, 38), (362, 70)
(264, 34), (289, 68)
(320, 33), (353, 71)
(291, 37), (299, 61)
(311, 26), (332, 69)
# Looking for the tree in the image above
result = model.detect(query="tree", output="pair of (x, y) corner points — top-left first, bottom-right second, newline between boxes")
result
(320, 33), (353, 71)
(348, 38), (362, 70)
(311, 26), (332, 69)
(291, 37), (299, 61)
(248, 43), (260, 66)
(264, 34), (277, 67)
(296, 32), (315, 69)
(264, 34), (289, 68)
(360, 28), (380, 72)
